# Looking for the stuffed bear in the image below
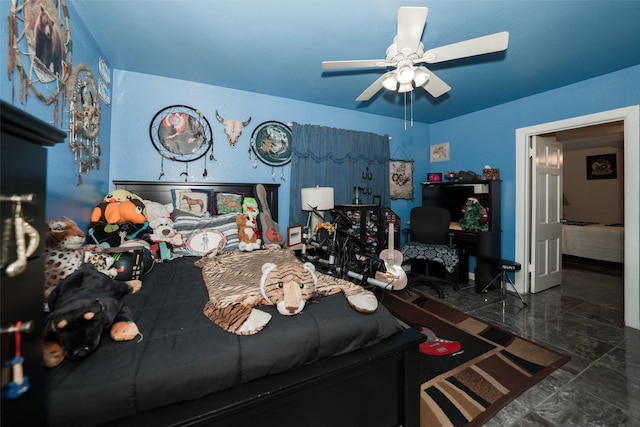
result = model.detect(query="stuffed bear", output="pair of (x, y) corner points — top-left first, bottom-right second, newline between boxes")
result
(143, 200), (184, 260)
(236, 213), (261, 251)
(44, 217), (105, 298)
(43, 263), (142, 368)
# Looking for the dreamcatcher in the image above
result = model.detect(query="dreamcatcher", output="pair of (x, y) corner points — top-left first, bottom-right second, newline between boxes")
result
(149, 105), (215, 180)
(249, 121), (292, 181)
(68, 63), (101, 185)
(7, 0), (72, 126)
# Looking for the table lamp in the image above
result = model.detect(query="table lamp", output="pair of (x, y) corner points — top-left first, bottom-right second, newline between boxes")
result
(301, 186), (334, 245)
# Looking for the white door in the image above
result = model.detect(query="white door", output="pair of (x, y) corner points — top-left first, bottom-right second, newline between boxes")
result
(531, 135), (563, 293)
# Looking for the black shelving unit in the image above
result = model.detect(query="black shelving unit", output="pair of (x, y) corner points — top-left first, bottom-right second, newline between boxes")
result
(334, 204), (400, 254)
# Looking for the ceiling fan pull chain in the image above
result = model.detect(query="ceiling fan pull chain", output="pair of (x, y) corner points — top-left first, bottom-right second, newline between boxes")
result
(404, 92), (407, 130)
(411, 91), (414, 127)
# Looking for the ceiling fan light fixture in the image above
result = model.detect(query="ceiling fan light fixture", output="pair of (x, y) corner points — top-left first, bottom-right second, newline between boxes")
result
(382, 73), (398, 91)
(398, 82), (413, 93)
(413, 68), (430, 87)
(396, 66), (415, 84)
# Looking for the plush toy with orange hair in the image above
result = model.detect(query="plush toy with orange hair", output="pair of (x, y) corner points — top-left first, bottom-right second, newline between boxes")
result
(91, 190), (147, 225)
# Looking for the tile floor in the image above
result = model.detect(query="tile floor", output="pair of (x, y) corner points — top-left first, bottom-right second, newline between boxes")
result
(411, 256), (640, 426)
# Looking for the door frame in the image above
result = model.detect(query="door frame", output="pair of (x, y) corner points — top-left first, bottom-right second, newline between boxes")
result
(515, 105), (639, 330)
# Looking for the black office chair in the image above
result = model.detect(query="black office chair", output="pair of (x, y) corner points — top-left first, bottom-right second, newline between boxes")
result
(401, 206), (460, 298)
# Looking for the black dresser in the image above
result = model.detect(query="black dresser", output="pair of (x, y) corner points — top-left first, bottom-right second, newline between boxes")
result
(1, 101), (65, 425)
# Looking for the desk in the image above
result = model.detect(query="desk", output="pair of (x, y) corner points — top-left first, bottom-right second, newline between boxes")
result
(450, 228), (501, 290)
(421, 179), (502, 292)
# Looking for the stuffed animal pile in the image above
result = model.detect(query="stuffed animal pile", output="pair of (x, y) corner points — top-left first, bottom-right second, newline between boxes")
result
(43, 263), (142, 368)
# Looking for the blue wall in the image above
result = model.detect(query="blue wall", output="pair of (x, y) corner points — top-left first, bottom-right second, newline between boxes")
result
(1, 0), (112, 231)
(108, 70), (429, 232)
(431, 65), (640, 269)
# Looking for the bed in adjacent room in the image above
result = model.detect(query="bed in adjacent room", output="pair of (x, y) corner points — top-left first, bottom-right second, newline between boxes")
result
(562, 220), (624, 263)
(45, 180), (423, 427)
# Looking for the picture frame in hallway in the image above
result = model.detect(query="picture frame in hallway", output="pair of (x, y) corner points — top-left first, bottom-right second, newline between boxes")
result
(586, 153), (617, 180)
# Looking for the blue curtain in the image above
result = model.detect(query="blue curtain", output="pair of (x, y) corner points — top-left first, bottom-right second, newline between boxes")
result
(289, 123), (390, 227)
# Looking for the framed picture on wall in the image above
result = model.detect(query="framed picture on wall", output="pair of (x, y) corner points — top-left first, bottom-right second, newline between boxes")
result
(287, 225), (303, 247)
(389, 159), (414, 200)
(586, 153), (617, 180)
(430, 142), (450, 162)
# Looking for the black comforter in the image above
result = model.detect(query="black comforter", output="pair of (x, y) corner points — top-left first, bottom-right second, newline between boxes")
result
(46, 256), (403, 426)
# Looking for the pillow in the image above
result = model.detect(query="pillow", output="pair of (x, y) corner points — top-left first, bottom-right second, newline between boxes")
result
(171, 189), (212, 217)
(172, 213), (239, 256)
(213, 191), (244, 215)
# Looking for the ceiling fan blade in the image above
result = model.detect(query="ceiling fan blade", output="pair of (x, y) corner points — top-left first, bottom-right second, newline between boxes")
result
(396, 7), (428, 52)
(356, 72), (392, 102)
(419, 67), (451, 98)
(422, 31), (509, 64)
(321, 59), (388, 70)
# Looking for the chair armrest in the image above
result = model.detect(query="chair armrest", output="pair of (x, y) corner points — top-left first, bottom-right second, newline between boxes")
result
(402, 228), (410, 242)
(447, 232), (455, 248)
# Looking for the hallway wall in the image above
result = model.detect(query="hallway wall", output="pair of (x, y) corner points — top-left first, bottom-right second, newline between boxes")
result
(564, 145), (624, 224)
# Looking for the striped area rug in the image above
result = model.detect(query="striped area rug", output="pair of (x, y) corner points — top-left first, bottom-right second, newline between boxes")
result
(378, 291), (571, 427)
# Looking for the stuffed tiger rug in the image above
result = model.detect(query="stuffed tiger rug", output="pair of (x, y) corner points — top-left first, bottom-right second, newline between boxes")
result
(196, 247), (378, 335)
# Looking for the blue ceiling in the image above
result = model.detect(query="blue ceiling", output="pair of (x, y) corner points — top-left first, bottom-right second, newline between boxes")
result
(69, 0), (640, 124)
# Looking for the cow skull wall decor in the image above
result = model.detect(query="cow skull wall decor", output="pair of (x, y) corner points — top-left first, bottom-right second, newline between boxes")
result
(215, 110), (252, 146)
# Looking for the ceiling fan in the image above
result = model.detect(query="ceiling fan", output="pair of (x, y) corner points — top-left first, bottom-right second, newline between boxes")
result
(321, 6), (509, 101)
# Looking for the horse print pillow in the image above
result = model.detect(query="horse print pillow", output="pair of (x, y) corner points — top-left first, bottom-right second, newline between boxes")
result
(171, 189), (212, 217)
(213, 192), (244, 215)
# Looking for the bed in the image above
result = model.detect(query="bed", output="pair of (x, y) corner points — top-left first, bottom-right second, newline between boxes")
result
(562, 220), (624, 263)
(45, 180), (423, 427)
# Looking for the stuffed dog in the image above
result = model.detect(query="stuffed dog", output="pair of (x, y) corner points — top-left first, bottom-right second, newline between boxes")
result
(236, 213), (261, 251)
(43, 263), (142, 368)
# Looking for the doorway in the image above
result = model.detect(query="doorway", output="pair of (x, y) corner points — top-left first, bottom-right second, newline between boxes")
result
(515, 106), (640, 330)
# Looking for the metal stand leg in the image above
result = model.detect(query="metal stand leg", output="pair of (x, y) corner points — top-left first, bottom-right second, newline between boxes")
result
(503, 272), (527, 305)
(479, 272), (501, 294)
(480, 270), (527, 305)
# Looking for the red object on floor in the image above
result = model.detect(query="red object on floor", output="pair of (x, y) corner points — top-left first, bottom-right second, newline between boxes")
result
(419, 339), (462, 356)
(418, 327), (463, 356)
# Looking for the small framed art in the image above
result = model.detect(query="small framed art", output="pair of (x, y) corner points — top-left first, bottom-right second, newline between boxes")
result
(586, 153), (617, 180)
(287, 225), (303, 247)
(430, 142), (450, 162)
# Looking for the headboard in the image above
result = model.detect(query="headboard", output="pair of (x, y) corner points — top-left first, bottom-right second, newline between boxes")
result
(113, 181), (280, 221)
